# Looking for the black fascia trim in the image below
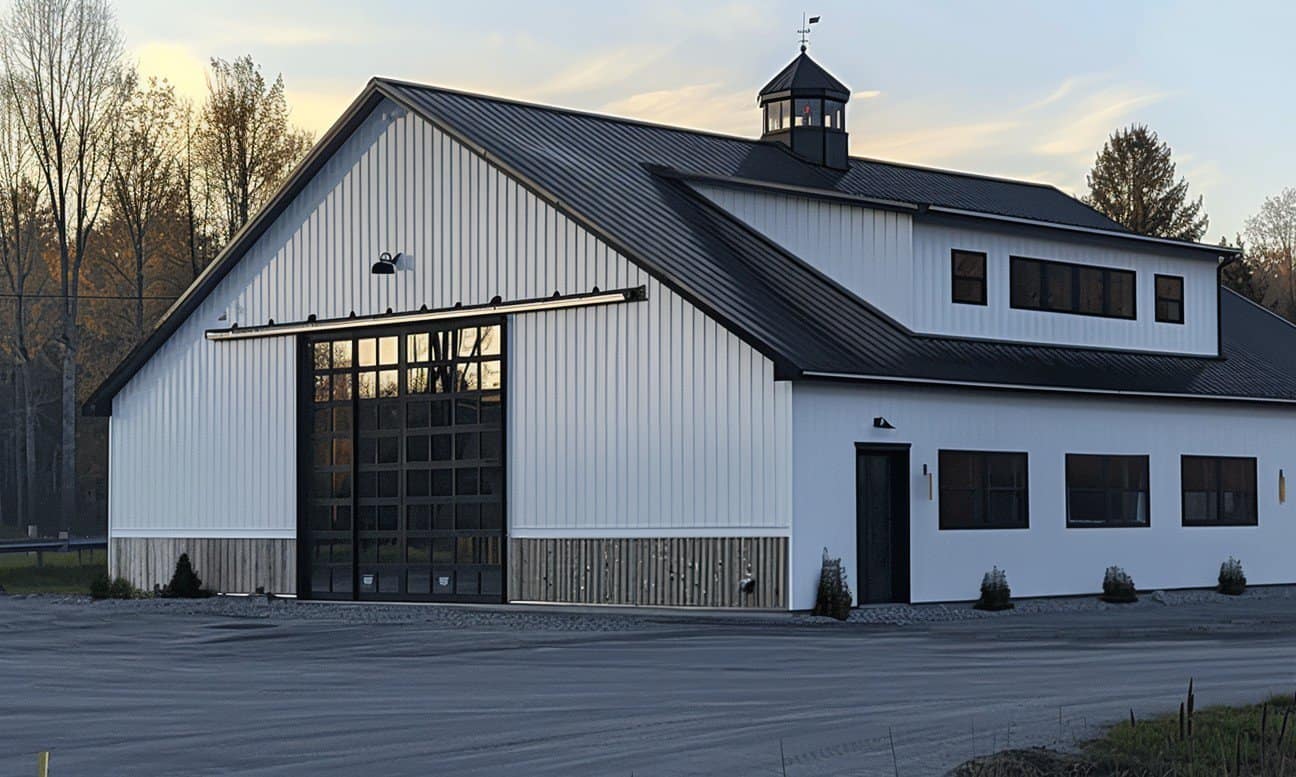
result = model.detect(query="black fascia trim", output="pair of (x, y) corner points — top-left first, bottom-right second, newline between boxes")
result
(918, 209), (1236, 262)
(758, 87), (851, 104)
(796, 371), (1296, 408)
(380, 82), (807, 382)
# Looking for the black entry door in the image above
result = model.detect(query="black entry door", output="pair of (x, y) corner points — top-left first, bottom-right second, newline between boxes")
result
(855, 446), (910, 604)
(300, 319), (506, 603)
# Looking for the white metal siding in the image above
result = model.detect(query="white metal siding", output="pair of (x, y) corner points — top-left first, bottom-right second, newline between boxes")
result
(790, 381), (1296, 608)
(692, 184), (915, 325)
(911, 222), (1219, 354)
(109, 99), (791, 538)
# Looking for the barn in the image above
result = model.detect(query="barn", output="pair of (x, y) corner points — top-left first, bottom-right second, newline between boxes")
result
(86, 50), (1296, 609)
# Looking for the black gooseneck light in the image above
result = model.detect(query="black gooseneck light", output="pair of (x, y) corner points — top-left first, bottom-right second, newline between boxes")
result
(371, 251), (401, 275)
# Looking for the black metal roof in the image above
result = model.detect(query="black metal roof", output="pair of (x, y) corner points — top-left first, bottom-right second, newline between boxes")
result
(759, 51), (851, 102)
(83, 79), (1284, 414)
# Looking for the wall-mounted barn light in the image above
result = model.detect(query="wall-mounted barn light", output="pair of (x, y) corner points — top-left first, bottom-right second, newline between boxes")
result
(873, 416), (894, 429)
(371, 251), (401, 275)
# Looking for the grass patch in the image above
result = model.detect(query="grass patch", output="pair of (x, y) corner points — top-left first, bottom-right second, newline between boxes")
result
(955, 686), (1296, 776)
(0, 549), (107, 594)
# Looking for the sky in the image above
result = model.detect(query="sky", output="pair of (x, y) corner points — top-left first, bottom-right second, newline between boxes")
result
(86, 1), (1296, 240)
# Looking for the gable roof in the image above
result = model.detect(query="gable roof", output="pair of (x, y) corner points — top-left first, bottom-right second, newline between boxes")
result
(85, 78), (1277, 415)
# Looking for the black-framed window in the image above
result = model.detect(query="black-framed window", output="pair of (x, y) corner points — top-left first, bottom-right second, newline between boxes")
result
(951, 250), (987, 306)
(1181, 456), (1257, 526)
(1066, 454), (1150, 527)
(823, 100), (845, 129)
(793, 98), (821, 127)
(1155, 274), (1184, 324)
(939, 450), (1029, 529)
(1010, 256), (1136, 319)
(764, 99), (790, 133)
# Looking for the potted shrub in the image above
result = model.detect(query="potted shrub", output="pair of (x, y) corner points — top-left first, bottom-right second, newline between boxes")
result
(811, 550), (853, 620)
(1218, 557), (1247, 596)
(159, 553), (214, 598)
(1101, 565), (1138, 603)
(974, 566), (1014, 611)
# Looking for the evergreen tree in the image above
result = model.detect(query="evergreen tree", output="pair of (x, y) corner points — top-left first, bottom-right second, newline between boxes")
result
(1085, 124), (1209, 242)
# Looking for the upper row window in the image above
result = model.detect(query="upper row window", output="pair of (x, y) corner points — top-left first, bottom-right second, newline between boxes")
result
(1155, 274), (1185, 324)
(951, 250), (987, 305)
(1009, 256), (1136, 320)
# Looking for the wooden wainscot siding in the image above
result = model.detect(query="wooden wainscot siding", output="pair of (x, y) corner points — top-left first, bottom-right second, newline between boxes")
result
(509, 536), (787, 608)
(111, 538), (296, 595)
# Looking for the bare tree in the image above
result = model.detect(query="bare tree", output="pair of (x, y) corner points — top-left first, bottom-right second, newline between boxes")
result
(108, 71), (179, 339)
(0, 82), (50, 529)
(198, 55), (312, 242)
(178, 98), (218, 279)
(1, 0), (126, 524)
(1245, 188), (1296, 319)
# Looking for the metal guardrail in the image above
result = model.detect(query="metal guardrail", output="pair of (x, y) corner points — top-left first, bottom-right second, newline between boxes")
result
(0, 537), (106, 554)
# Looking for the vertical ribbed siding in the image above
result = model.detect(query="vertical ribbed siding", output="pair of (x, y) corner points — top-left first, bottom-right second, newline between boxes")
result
(910, 222), (1219, 355)
(110, 538), (295, 594)
(109, 97), (792, 544)
(509, 537), (787, 608)
(692, 183), (915, 326)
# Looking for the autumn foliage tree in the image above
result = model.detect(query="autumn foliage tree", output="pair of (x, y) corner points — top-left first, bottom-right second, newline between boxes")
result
(0, 0), (313, 533)
(1085, 124), (1209, 242)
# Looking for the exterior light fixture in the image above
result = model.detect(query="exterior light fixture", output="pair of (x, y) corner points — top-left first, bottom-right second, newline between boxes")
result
(873, 416), (894, 429)
(1281, 469), (1287, 504)
(371, 251), (401, 275)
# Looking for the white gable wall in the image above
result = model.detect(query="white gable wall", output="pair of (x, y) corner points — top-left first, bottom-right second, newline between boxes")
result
(109, 99), (792, 540)
(694, 182), (1220, 356)
(692, 183), (916, 324)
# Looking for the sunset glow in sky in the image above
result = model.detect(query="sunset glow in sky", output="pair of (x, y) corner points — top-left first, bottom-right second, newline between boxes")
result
(76, 1), (1296, 239)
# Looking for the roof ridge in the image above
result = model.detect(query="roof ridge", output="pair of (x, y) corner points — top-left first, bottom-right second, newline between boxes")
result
(375, 77), (1101, 202)
(373, 76), (767, 147)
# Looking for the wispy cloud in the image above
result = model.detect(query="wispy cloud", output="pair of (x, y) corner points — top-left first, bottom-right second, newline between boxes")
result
(853, 75), (1166, 193)
(600, 83), (753, 135)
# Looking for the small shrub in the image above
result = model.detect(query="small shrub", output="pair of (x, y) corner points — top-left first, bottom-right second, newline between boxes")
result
(974, 566), (1014, 611)
(89, 573), (112, 600)
(811, 549), (853, 620)
(160, 553), (213, 598)
(91, 575), (139, 600)
(1218, 556), (1247, 596)
(1101, 565), (1138, 603)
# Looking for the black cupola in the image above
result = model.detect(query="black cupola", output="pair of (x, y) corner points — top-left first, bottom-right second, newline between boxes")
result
(758, 49), (851, 169)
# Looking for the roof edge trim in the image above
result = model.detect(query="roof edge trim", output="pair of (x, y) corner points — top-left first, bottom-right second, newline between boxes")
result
(653, 165), (919, 214)
(925, 206), (1241, 258)
(801, 371), (1296, 406)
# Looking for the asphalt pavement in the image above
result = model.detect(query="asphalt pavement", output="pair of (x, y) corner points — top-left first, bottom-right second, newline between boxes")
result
(1, 594), (1294, 776)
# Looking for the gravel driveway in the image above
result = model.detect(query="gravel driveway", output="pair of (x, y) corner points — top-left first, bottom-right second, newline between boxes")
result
(2, 591), (1294, 776)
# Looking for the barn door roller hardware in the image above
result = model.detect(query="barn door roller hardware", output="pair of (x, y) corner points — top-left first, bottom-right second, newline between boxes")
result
(206, 286), (647, 341)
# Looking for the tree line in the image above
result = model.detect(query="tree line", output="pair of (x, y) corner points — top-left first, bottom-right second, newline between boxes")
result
(1084, 123), (1296, 314)
(0, 0), (311, 534)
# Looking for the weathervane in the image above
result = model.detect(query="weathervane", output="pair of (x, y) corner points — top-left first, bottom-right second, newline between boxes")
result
(797, 13), (820, 52)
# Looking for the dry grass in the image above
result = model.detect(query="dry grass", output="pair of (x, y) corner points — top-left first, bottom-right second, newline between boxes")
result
(952, 684), (1296, 776)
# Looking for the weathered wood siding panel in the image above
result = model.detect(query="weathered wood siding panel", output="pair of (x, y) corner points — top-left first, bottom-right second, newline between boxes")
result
(111, 538), (295, 594)
(509, 537), (787, 608)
